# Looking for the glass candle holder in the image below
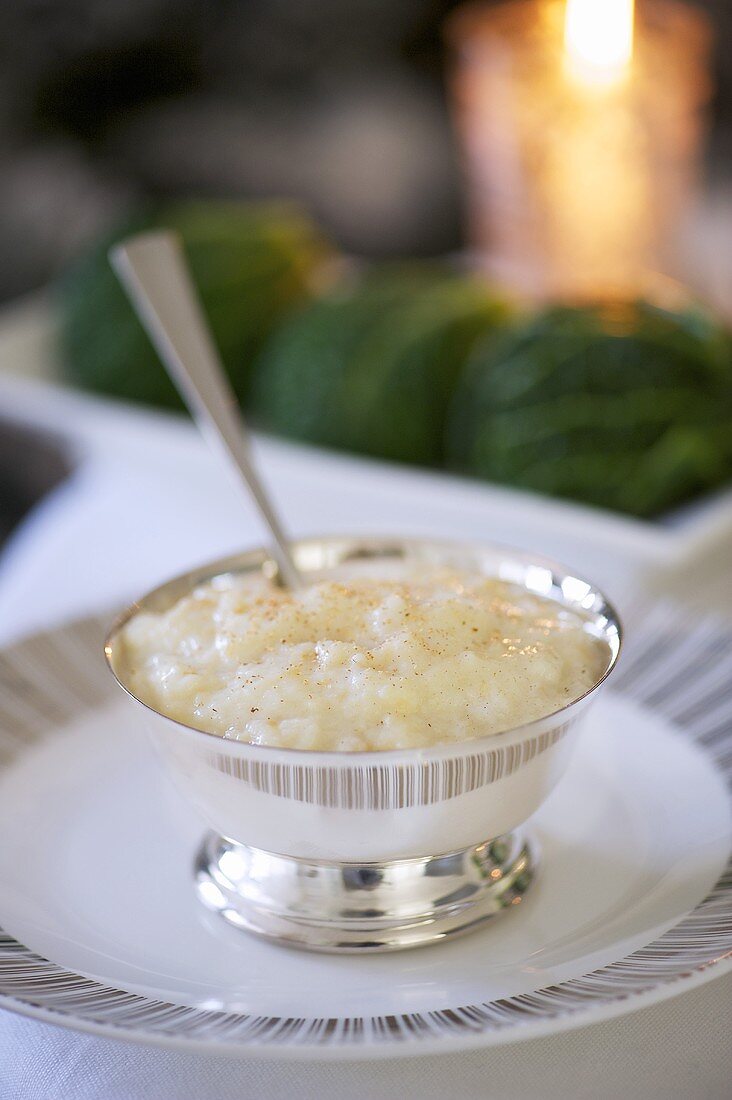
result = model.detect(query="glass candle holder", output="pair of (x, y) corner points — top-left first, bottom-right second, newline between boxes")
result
(446, 0), (712, 302)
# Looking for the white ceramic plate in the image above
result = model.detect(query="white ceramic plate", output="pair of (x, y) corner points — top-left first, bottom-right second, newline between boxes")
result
(0, 608), (730, 1060)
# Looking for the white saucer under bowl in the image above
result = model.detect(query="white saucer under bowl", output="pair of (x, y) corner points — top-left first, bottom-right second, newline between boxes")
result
(0, 607), (730, 1061)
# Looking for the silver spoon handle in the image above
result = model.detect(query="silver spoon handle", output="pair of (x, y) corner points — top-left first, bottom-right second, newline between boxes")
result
(110, 230), (302, 589)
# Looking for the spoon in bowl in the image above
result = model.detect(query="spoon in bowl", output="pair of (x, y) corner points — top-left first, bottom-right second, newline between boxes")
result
(110, 230), (303, 589)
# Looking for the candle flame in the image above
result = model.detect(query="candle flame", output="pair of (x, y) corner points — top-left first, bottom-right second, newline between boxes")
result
(564, 0), (634, 86)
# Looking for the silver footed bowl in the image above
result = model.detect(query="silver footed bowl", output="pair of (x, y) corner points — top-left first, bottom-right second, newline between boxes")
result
(105, 536), (622, 953)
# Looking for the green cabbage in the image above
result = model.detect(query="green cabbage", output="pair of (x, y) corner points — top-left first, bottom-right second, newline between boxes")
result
(57, 201), (332, 409)
(447, 301), (732, 517)
(251, 268), (511, 465)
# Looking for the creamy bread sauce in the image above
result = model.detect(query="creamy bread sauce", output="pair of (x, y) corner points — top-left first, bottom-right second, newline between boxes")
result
(117, 565), (609, 751)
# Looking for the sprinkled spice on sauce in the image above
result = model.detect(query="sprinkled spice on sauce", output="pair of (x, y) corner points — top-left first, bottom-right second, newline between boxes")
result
(119, 565), (609, 751)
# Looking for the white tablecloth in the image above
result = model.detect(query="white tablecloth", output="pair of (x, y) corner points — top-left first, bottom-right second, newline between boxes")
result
(1, 379), (730, 1099)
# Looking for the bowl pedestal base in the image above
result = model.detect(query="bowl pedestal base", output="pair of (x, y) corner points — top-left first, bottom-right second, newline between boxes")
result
(194, 830), (536, 953)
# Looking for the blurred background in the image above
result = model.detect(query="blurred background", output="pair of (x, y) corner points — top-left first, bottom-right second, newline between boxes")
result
(1, 0), (732, 530)
(1, 0), (730, 300)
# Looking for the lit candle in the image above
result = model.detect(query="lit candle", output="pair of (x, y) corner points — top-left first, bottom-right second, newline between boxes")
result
(446, 0), (711, 301)
(551, 0), (644, 298)
(564, 0), (634, 85)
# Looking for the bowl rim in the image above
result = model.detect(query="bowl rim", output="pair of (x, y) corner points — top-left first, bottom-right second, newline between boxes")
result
(104, 534), (623, 762)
